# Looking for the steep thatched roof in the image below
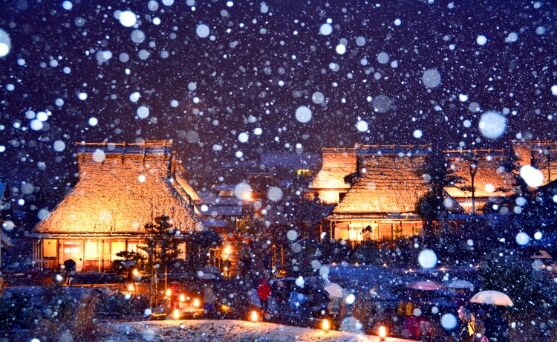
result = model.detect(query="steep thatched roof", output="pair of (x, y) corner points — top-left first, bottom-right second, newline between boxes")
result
(309, 148), (356, 190)
(444, 151), (515, 199)
(173, 163), (201, 203)
(333, 153), (430, 214)
(34, 141), (204, 235)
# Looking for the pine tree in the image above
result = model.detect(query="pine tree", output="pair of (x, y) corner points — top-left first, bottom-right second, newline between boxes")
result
(416, 145), (463, 238)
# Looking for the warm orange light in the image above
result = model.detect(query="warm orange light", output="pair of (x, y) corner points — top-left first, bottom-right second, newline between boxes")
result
(250, 310), (259, 322)
(179, 294), (186, 302)
(221, 245), (232, 259)
(127, 283), (135, 292)
(193, 298), (201, 308)
(379, 325), (387, 341)
(322, 318), (330, 332)
(172, 308), (180, 320)
(165, 288), (172, 297)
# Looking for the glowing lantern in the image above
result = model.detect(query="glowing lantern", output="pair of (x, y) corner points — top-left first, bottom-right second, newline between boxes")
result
(179, 294), (186, 302)
(379, 325), (387, 341)
(172, 308), (180, 320)
(193, 298), (201, 308)
(250, 310), (259, 322)
(322, 318), (331, 332)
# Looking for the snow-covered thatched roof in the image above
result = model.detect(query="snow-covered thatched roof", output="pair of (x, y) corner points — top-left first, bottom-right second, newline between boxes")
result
(309, 148), (356, 190)
(515, 140), (557, 185)
(33, 141), (204, 236)
(333, 153), (430, 215)
(173, 163), (201, 203)
(444, 150), (515, 199)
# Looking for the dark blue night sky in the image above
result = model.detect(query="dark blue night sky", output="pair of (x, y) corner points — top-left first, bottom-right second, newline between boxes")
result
(1, 0), (556, 224)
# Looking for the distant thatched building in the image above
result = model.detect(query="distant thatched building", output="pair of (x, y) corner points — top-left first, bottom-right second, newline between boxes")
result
(514, 140), (557, 185)
(322, 145), (461, 241)
(312, 141), (557, 242)
(308, 147), (356, 205)
(444, 149), (515, 214)
(32, 140), (205, 272)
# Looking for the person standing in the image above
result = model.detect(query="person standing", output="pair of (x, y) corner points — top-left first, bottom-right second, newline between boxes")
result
(240, 250), (252, 278)
(262, 252), (272, 278)
(484, 306), (509, 342)
(458, 305), (476, 342)
(203, 279), (217, 315)
(257, 277), (272, 313)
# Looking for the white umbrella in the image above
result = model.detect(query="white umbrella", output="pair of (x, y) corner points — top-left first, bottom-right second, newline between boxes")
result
(470, 290), (513, 306)
(447, 279), (474, 290)
(324, 282), (344, 298)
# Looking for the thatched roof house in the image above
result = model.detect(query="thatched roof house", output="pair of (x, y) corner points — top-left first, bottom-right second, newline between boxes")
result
(324, 145), (438, 241)
(444, 149), (515, 213)
(32, 140), (204, 272)
(514, 140), (557, 185)
(308, 147), (356, 204)
(313, 141), (557, 241)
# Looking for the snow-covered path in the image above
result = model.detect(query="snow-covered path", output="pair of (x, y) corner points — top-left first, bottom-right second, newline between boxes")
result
(98, 319), (417, 342)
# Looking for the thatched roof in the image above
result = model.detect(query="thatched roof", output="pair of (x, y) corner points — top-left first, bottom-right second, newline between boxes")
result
(519, 141), (557, 185)
(333, 153), (430, 214)
(444, 151), (515, 199)
(33, 141), (205, 235)
(173, 163), (201, 203)
(309, 148), (356, 190)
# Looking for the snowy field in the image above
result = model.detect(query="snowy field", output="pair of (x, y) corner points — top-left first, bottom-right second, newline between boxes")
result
(96, 319), (414, 342)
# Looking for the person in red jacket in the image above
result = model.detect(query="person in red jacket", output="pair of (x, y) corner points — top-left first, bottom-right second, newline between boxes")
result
(257, 277), (272, 313)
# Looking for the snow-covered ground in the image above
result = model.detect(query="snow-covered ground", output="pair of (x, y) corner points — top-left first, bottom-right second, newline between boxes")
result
(97, 319), (415, 342)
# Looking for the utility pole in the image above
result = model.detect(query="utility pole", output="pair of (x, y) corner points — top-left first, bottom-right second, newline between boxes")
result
(470, 159), (478, 215)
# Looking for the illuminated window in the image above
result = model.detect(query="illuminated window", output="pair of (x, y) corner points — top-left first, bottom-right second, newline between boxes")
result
(63, 241), (81, 254)
(43, 239), (57, 258)
(85, 241), (98, 259)
(296, 169), (312, 177)
(111, 241), (126, 260)
(128, 241), (148, 258)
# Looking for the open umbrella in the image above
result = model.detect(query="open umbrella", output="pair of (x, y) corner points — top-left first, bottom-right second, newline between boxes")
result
(447, 279), (474, 290)
(470, 290), (513, 306)
(407, 280), (445, 291)
(324, 282), (344, 298)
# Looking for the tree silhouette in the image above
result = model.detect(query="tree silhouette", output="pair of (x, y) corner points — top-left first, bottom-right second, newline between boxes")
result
(416, 146), (463, 238)
(140, 215), (182, 268)
(139, 215), (182, 300)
